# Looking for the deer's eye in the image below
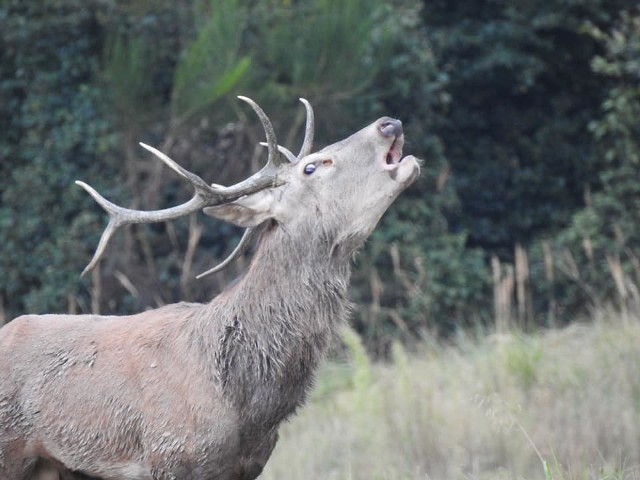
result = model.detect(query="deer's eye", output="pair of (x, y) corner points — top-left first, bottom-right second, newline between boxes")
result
(303, 163), (316, 175)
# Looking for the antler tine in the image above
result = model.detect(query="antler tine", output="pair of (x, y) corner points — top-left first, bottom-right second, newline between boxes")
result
(139, 143), (211, 191)
(237, 96), (286, 167)
(256, 98), (313, 163)
(298, 98), (314, 159)
(259, 142), (297, 163)
(196, 226), (262, 279)
(212, 97), (291, 199)
(76, 180), (204, 276)
(140, 142), (281, 203)
(76, 181), (128, 276)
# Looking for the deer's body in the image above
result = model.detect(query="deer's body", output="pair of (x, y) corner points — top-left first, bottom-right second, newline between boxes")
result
(0, 98), (419, 479)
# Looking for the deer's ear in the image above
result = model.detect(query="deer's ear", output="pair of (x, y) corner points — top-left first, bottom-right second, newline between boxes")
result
(203, 191), (275, 228)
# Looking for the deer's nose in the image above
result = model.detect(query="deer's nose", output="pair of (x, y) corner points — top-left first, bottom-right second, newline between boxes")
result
(380, 119), (403, 138)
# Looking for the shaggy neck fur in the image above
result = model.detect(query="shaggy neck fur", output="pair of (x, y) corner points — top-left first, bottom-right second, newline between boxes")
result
(191, 218), (355, 430)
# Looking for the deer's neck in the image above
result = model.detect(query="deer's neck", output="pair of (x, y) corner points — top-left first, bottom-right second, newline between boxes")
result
(197, 222), (352, 425)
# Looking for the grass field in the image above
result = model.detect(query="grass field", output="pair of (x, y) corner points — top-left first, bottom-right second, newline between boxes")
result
(262, 310), (640, 479)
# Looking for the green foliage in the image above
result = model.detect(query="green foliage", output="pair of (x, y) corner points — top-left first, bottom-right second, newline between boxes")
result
(249, 0), (387, 104)
(102, 34), (158, 125)
(422, 0), (631, 255)
(0, 0), (114, 317)
(539, 8), (640, 313)
(1, 0), (638, 347)
(172, 0), (251, 121)
(584, 9), (640, 253)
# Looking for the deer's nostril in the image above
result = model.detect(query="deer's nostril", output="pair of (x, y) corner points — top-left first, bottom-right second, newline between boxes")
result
(380, 119), (403, 138)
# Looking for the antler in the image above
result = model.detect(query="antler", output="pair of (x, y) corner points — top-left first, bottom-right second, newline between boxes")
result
(197, 98), (315, 279)
(261, 98), (314, 163)
(195, 226), (262, 279)
(298, 98), (314, 158)
(78, 96), (289, 276)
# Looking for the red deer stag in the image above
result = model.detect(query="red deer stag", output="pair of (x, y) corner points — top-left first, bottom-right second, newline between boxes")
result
(0, 97), (420, 480)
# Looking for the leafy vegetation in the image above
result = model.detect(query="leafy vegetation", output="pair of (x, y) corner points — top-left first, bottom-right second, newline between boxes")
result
(0, 1), (114, 315)
(0, 1), (638, 351)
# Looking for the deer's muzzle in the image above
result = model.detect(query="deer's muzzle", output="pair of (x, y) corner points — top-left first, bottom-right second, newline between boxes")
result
(380, 119), (403, 138)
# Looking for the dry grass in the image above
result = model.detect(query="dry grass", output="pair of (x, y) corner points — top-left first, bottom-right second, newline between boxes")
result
(262, 311), (640, 480)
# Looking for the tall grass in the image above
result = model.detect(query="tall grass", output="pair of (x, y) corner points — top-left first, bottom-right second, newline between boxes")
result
(262, 311), (640, 479)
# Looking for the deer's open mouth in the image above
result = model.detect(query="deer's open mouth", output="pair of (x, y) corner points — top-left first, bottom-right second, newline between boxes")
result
(383, 134), (405, 170)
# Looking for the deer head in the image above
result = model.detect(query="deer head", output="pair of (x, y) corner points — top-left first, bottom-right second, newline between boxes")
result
(77, 97), (420, 277)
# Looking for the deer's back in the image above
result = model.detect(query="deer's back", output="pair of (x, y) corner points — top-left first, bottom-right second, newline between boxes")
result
(0, 304), (264, 479)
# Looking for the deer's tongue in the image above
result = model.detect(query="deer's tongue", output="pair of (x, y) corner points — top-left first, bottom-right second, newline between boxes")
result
(384, 135), (404, 170)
